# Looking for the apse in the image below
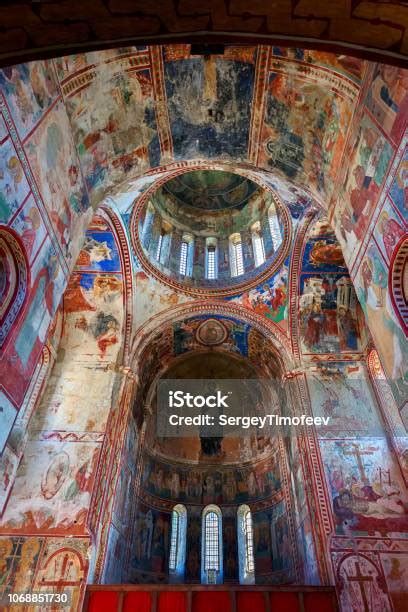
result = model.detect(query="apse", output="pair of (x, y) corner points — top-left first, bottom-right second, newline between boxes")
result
(103, 312), (312, 588)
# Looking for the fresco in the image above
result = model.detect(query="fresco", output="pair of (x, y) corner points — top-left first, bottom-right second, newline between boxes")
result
(356, 239), (408, 408)
(270, 501), (292, 572)
(10, 194), (47, 263)
(0, 61), (59, 139)
(0, 536), (43, 599)
(141, 453), (281, 506)
(259, 65), (354, 199)
(307, 363), (383, 437)
(103, 524), (126, 584)
(231, 265), (288, 329)
(270, 48), (364, 84)
(164, 55), (255, 160)
(388, 145), (408, 220)
(163, 170), (260, 211)
(63, 55), (159, 203)
(0, 237), (65, 408)
(30, 216), (126, 433)
(131, 504), (170, 578)
(173, 314), (250, 357)
(0, 445), (19, 513)
(321, 438), (408, 536)
(365, 65), (408, 141)
(373, 196), (406, 263)
(335, 553), (393, 611)
(25, 99), (91, 266)
(0, 441), (100, 534)
(0, 137), (30, 224)
(133, 271), (190, 328)
(334, 114), (394, 263)
(299, 273), (361, 354)
(380, 553), (408, 610)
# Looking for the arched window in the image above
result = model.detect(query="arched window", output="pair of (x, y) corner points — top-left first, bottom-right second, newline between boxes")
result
(237, 505), (255, 584)
(141, 201), (155, 247)
(201, 505), (223, 584)
(206, 238), (217, 280)
(169, 504), (187, 581)
(251, 221), (265, 267)
(230, 233), (244, 277)
(156, 222), (172, 265)
(179, 234), (194, 277)
(268, 202), (282, 251)
(156, 232), (164, 261)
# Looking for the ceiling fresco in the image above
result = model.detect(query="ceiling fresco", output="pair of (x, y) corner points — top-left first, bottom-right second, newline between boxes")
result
(162, 169), (260, 211)
(50, 45), (365, 208)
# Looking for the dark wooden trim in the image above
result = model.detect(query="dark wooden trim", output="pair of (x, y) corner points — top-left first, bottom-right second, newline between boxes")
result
(1, 33), (408, 70)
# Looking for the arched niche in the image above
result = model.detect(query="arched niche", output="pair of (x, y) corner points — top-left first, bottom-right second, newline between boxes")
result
(390, 236), (408, 335)
(0, 227), (29, 349)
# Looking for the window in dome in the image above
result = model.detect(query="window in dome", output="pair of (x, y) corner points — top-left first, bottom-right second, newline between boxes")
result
(252, 222), (265, 267)
(230, 233), (244, 277)
(206, 238), (218, 280)
(179, 234), (194, 277)
(156, 233), (163, 261)
(268, 202), (282, 251)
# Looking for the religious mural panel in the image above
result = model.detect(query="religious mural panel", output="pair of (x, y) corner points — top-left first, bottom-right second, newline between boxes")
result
(259, 59), (356, 200)
(299, 220), (362, 355)
(0, 441), (100, 535)
(334, 114), (394, 264)
(164, 52), (255, 160)
(356, 238), (408, 409)
(0, 137), (30, 225)
(61, 48), (159, 204)
(0, 61), (60, 140)
(25, 99), (91, 267)
(140, 452), (281, 507)
(321, 438), (408, 537)
(365, 65), (408, 143)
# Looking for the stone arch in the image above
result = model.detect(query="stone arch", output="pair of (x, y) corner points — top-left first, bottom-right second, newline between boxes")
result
(0, 226), (30, 349)
(389, 235), (408, 335)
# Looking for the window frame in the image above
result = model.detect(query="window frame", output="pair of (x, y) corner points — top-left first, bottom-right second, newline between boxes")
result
(169, 504), (187, 581)
(237, 504), (255, 584)
(201, 504), (223, 584)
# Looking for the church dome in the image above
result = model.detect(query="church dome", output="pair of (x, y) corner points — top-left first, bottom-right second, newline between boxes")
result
(131, 169), (291, 296)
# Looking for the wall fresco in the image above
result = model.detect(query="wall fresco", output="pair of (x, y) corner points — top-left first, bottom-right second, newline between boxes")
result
(141, 452), (282, 506)
(356, 238), (408, 411)
(0, 441), (99, 534)
(299, 222), (362, 355)
(322, 438), (408, 536)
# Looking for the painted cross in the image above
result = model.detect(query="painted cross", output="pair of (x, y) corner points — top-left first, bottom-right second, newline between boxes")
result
(347, 560), (375, 612)
(343, 443), (376, 482)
